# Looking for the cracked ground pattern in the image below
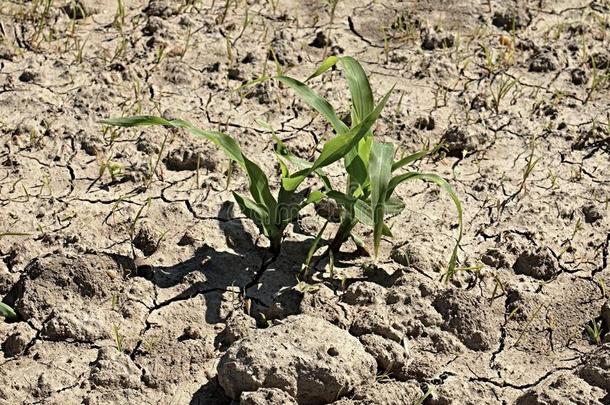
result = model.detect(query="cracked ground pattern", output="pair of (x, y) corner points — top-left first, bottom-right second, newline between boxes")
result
(1, 0), (610, 404)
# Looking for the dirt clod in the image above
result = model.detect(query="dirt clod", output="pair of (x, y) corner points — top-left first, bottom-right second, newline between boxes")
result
(18, 71), (37, 83)
(578, 344), (610, 390)
(432, 289), (500, 351)
(218, 310), (256, 347)
(342, 281), (386, 306)
(571, 68), (587, 85)
(516, 373), (604, 404)
(421, 28), (454, 50)
(2, 322), (36, 357)
(528, 52), (557, 73)
(217, 315), (376, 404)
(589, 53), (609, 70)
(492, 9), (528, 30)
(440, 126), (477, 157)
(310, 32), (329, 48)
(512, 248), (559, 280)
(164, 147), (216, 171)
(359, 333), (410, 379)
(144, 0), (179, 17)
(89, 347), (142, 389)
(582, 203), (603, 224)
(241, 388), (298, 405)
(42, 310), (107, 342)
(133, 222), (159, 256)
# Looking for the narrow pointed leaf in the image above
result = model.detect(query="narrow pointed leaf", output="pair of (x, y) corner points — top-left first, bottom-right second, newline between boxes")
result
(102, 115), (280, 242)
(274, 136), (332, 190)
(277, 76), (348, 134)
(232, 191), (268, 233)
(302, 221), (328, 275)
(282, 86), (394, 191)
(387, 172), (463, 277)
(369, 142), (395, 256)
(391, 148), (430, 172)
(339, 56), (375, 124)
(100, 116), (246, 168)
(0, 302), (17, 319)
(306, 56), (339, 81)
(326, 191), (392, 237)
(242, 156), (277, 215)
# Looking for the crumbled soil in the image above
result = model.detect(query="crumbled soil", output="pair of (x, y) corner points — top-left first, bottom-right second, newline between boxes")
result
(1, 0), (609, 404)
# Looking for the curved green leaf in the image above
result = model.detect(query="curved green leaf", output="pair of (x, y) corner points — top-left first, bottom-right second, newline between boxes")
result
(0, 302), (16, 319)
(326, 191), (392, 237)
(276, 76), (348, 134)
(100, 116), (246, 168)
(339, 56), (375, 124)
(282, 86), (395, 191)
(388, 172), (463, 277)
(302, 220), (328, 275)
(391, 148), (430, 172)
(306, 55), (339, 81)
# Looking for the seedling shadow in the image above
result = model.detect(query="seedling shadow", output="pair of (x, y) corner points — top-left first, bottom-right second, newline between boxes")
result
(128, 203), (313, 325)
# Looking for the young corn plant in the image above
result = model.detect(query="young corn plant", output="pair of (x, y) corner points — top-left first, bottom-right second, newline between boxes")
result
(278, 56), (462, 272)
(101, 81), (392, 257)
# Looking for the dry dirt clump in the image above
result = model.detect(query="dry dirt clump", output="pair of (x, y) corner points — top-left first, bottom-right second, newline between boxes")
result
(217, 315), (376, 404)
(1, 0), (610, 404)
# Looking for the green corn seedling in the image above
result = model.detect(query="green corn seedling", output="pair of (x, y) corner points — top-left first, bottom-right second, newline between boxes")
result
(101, 80), (392, 256)
(278, 56), (462, 273)
(103, 56), (461, 277)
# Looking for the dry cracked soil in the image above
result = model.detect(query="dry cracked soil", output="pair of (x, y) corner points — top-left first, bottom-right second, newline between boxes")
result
(1, 0), (610, 404)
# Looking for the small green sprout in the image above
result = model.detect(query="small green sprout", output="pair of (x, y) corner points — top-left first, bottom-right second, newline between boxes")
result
(585, 319), (603, 345)
(112, 324), (124, 352)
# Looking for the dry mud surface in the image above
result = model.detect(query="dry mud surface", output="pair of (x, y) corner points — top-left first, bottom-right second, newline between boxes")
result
(1, 0), (610, 404)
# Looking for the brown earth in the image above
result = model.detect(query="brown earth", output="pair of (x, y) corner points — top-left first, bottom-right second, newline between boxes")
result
(1, 0), (609, 404)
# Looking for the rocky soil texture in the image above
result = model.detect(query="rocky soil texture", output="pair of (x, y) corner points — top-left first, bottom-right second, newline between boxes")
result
(1, 0), (609, 404)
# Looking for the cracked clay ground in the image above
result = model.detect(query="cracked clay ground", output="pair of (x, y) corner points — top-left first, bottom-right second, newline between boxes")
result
(1, 0), (610, 404)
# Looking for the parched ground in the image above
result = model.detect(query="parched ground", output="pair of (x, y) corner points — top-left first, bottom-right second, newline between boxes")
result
(1, 0), (609, 404)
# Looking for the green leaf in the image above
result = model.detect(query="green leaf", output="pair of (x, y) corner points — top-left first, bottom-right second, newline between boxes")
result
(326, 191), (392, 237)
(387, 172), (463, 278)
(100, 116), (246, 168)
(102, 115), (281, 247)
(339, 57), (374, 188)
(0, 302), (16, 319)
(344, 136), (371, 189)
(232, 191), (268, 233)
(302, 221), (328, 275)
(273, 136), (332, 190)
(339, 56), (375, 124)
(282, 86), (395, 191)
(306, 55), (339, 81)
(242, 156), (277, 218)
(277, 76), (348, 134)
(385, 196), (405, 215)
(391, 148), (430, 172)
(302, 190), (326, 206)
(369, 142), (395, 256)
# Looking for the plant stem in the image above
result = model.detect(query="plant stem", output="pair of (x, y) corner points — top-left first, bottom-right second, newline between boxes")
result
(270, 235), (282, 256)
(329, 218), (356, 253)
